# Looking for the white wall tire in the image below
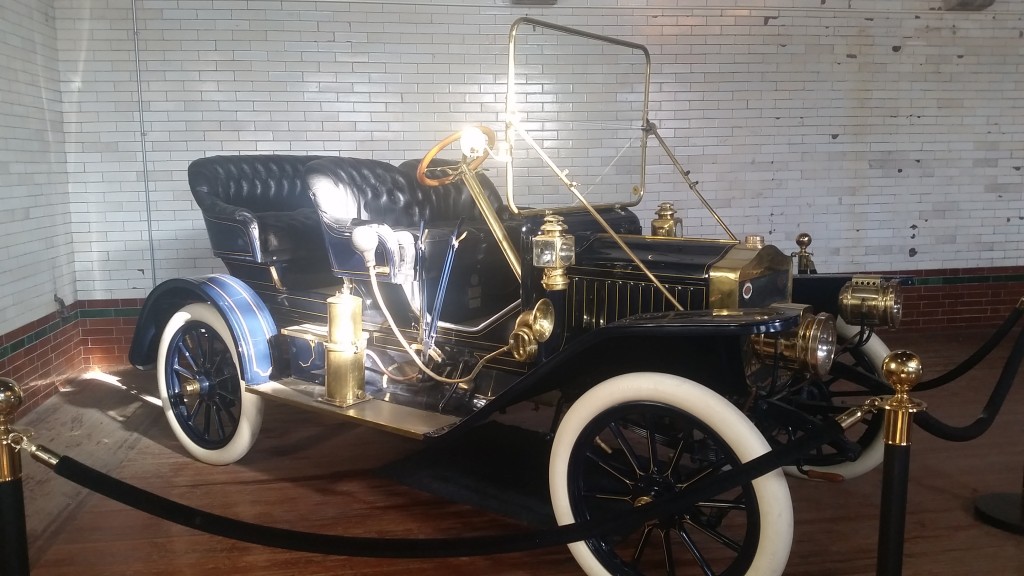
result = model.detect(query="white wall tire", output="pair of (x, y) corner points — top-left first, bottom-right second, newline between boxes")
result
(782, 319), (890, 480)
(157, 302), (263, 465)
(550, 372), (793, 576)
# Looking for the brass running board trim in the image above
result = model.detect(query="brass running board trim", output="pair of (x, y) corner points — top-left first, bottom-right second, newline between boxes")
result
(246, 379), (460, 440)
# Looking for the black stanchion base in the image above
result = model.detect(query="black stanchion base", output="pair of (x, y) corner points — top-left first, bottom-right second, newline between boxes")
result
(974, 492), (1024, 535)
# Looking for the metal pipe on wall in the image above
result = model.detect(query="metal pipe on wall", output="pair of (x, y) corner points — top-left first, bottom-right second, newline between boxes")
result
(131, 0), (157, 290)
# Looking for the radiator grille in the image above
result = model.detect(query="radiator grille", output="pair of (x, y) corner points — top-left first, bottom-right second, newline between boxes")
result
(568, 277), (706, 331)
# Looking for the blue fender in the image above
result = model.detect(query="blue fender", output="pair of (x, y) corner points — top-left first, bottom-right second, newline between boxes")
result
(128, 274), (277, 385)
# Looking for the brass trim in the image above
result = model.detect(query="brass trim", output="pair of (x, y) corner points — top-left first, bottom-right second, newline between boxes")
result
(461, 168), (522, 281)
(709, 244), (792, 309)
(268, 264), (284, 290)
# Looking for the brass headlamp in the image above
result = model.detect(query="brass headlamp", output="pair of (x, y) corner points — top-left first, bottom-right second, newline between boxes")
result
(752, 306), (837, 378)
(839, 276), (902, 329)
(508, 298), (555, 362)
(532, 215), (575, 291)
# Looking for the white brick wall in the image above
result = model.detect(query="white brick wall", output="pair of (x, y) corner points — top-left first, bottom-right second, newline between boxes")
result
(3, 0), (1024, 333)
(0, 0), (76, 334)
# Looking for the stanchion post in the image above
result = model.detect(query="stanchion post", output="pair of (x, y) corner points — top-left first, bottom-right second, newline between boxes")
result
(875, 351), (925, 576)
(0, 377), (30, 575)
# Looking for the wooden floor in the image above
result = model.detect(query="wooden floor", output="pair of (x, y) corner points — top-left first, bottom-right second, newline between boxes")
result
(14, 328), (1024, 575)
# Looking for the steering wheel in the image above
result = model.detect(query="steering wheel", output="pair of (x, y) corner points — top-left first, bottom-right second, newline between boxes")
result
(416, 125), (496, 187)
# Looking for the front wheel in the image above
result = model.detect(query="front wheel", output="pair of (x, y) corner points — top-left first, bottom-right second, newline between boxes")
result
(157, 302), (263, 465)
(550, 373), (793, 576)
(781, 319), (890, 480)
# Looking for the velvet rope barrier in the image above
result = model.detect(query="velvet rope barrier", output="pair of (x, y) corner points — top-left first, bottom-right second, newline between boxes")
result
(829, 301), (1024, 397)
(15, 419), (843, 559)
(913, 299), (1024, 392)
(913, 320), (1024, 443)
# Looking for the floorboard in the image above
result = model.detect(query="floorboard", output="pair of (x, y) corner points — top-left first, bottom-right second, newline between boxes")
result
(14, 328), (1024, 575)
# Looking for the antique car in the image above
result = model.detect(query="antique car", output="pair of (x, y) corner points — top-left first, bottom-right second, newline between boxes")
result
(127, 18), (903, 576)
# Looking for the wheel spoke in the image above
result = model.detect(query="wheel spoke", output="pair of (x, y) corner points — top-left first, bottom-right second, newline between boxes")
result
(212, 401), (227, 440)
(172, 363), (197, 382)
(581, 490), (632, 502)
(678, 458), (728, 489)
(187, 398), (204, 424)
(645, 413), (658, 475)
(661, 528), (676, 576)
(586, 450), (636, 488)
(202, 330), (214, 370)
(202, 401), (213, 439)
(175, 340), (200, 373)
(695, 498), (746, 511)
(188, 331), (206, 368)
(666, 434), (688, 477)
(213, 374), (240, 399)
(676, 525), (716, 576)
(632, 524), (655, 563)
(215, 395), (239, 426)
(684, 516), (743, 553)
(608, 421), (643, 476)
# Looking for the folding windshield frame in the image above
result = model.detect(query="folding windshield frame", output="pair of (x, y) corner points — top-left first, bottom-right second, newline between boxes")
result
(504, 17), (652, 216)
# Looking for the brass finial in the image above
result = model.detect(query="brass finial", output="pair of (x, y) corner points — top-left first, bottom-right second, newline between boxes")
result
(882, 350), (923, 397)
(792, 232), (817, 274)
(795, 232), (812, 251)
(1, 377), (24, 481)
(880, 351), (925, 446)
(0, 378), (22, 418)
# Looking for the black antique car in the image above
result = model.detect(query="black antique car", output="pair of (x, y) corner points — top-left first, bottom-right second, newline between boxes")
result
(128, 18), (903, 576)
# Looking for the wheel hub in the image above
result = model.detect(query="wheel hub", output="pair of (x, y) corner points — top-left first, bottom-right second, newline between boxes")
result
(634, 495), (654, 508)
(181, 377), (202, 397)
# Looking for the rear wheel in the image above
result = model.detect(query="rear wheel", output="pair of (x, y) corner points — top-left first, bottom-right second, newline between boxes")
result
(550, 373), (792, 576)
(157, 302), (263, 465)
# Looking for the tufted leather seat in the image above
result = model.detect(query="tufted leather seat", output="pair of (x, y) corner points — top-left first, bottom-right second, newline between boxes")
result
(188, 154), (329, 264)
(304, 156), (503, 232)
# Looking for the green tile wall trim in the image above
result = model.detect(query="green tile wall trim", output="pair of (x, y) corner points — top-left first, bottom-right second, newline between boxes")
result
(0, 307), (140, 363)
(912, 273), (1024, 287)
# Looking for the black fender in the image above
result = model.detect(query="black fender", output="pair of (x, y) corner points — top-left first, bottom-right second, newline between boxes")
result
(128, 275), (277, 385)
(454, 307), (802, 431)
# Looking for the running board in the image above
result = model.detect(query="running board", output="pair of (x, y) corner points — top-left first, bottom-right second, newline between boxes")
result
(246, 378), (460, 440)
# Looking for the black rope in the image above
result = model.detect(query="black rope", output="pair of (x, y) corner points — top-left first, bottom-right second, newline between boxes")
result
(51, 419), (843, 559)
(915, 320), (1024, 442)
(914, 304), (1024, 392)
(829, 305), (1024, 399)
